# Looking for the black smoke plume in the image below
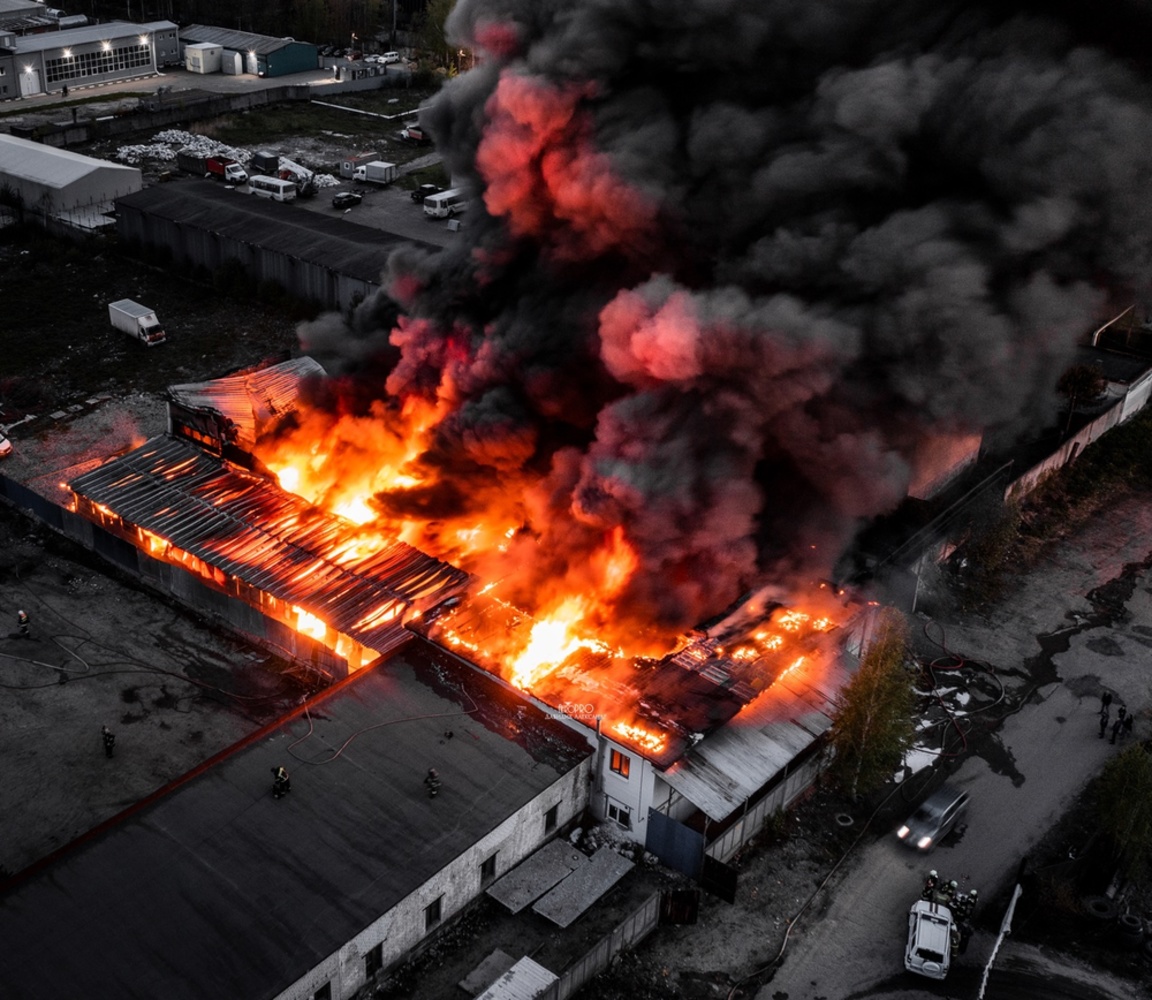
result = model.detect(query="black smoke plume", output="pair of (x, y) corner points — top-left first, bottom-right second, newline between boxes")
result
(293, 0), (1152, 639)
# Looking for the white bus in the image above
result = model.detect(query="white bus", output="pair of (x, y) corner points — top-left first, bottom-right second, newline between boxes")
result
(423, 187), (470, 219)
(248, 175), (297, 202)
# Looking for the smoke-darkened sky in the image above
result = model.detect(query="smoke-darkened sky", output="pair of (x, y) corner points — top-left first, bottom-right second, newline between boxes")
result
(292, 0), (1152, 639)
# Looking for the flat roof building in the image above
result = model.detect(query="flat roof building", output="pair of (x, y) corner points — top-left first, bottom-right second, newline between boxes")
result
(0, 642), (594, 1000)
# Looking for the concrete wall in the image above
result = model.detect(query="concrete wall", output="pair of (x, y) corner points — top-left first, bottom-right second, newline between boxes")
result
(271, 757), (593, 1000)
(114, 196), (377, 312)
(1006, 379), (1152, 501)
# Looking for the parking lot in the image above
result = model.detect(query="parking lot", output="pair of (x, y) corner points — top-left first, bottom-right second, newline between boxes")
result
(300, 165), (464, 249)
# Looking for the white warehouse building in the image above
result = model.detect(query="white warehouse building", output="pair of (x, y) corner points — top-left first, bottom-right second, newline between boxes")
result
(0, 133), (141, 228)
(0, 18), (178, 97)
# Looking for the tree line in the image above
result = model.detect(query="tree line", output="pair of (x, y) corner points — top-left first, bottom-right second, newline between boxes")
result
(85, 1), (451, 57)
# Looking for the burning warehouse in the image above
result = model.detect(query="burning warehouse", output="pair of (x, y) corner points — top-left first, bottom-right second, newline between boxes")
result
(67, 359), (469, 677)
(62, 355), (872, 865)
(10, 0), (1152, 995)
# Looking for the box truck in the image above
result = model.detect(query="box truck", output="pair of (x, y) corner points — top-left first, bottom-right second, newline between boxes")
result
(175, 150), (249, 184)
(250, 151), (280, 176)
(352, 160), (399, 186)
(109, 300), (166, 346)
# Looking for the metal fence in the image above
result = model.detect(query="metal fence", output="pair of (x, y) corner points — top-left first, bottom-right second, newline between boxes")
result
(705, 752), (824, 864)
(541, 891), (661, 1000)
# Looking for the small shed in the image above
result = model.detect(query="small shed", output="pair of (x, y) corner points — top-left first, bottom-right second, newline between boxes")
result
(221, 49), (243, 75)
(185, 42), (222, 74)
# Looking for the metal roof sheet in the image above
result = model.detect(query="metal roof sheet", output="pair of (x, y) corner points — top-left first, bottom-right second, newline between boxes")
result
(660, 655), (854, 821)
(475, 957), (559, 1000)
(69, 436), (469, 654)
(116, 181), (439, 282)
(180, 23), (312, 56)
(168, 356), (325, 449)
(0, 133), (140, 191)
(531, 847), (633, 928)
(10, 19), (176, 51)
(0, 646), (593, 1000)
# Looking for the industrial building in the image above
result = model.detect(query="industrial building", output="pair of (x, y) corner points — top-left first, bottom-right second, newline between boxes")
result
(179, 23), (318, 78)
(68, 361), (471, 674)
(418, 591), (872, 876)
(60, 353), (870, 878)
(0, 19), (178, 97)
(0, 350), (875, 995)
(0, 641), (594, 1000)
(115, 182), (437, 311)
(0, 132), (141, 228)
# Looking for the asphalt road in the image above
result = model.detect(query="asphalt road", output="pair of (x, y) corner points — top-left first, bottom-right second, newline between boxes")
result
(758, 507), (1152, 1000)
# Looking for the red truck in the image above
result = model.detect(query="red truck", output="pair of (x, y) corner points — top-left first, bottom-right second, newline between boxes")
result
(175, 150), (249, 184)
(395, 124), (431, 146)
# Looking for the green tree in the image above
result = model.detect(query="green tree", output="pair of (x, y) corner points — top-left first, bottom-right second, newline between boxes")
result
(413, 0), (461, 68)
(1096, 743), (1152, 879)
(826, 607), (916, 800)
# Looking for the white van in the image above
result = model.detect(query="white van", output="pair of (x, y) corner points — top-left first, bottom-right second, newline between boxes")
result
(905, 900), (954, 980)
(248, 175), (297, 202)
(423, 187), (470, 219)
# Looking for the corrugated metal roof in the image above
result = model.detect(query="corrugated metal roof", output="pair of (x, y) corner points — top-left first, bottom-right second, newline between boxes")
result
(168, 356), (324, 449)
(180, 23), (312, 56)
(0, 134), (140, 191)
(69, 436), (469, 655)
(11, 19), (176, 52)
(475, 957), (559, 1000)
(116, 181), (439, 283)
(660, 654), (853, 821)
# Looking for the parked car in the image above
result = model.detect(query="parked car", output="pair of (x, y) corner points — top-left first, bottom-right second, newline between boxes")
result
(897, 785), (969, 851)
(905, 899), (954, 980)
(381, 51), (401, 64)
(411, 183), (443, 203)
(0, 432), (12, 459)
(332, 191), (363, 209)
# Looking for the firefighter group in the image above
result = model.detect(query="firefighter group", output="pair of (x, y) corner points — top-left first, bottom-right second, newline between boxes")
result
(922, 870), (978, 954)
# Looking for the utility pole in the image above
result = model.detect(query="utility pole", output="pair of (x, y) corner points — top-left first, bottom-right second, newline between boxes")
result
(392, 0), (398, 49)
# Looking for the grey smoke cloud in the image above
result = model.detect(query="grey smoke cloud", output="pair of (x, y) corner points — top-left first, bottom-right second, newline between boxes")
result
(297, 1), (1152, 635)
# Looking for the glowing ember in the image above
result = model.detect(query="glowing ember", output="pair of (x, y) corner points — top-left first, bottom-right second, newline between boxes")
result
(293, 606), (326, 639)
(613, 721), (667, 754)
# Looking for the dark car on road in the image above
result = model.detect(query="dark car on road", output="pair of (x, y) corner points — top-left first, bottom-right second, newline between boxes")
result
(332, 191), (363, 209)
(897, 785), (969, 851)
(411, 183), (443, 203)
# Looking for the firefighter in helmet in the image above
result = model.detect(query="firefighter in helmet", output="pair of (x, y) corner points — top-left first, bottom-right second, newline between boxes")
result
(271, 765), (291, 799)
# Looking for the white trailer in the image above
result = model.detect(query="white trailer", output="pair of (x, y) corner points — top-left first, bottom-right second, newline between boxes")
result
(108, 300), (166, 346)
(352, 160), (399, 186)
